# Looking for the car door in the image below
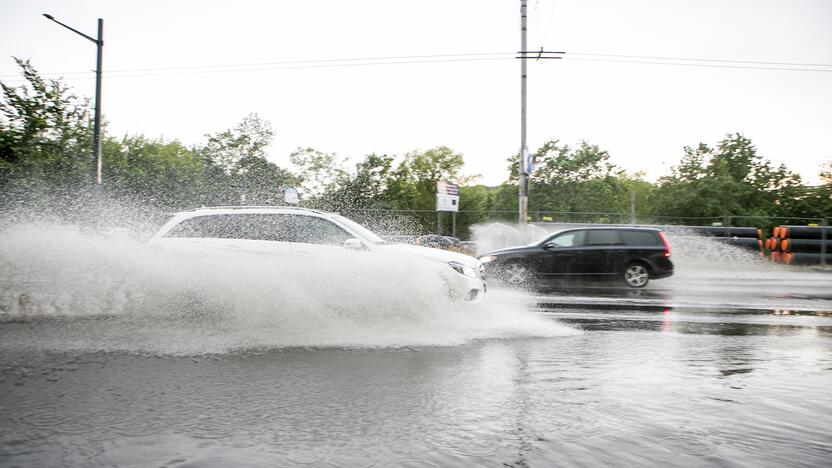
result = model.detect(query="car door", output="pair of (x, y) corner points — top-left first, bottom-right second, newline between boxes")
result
(584, 229), (624, 276)
(540, 230), (587, 276)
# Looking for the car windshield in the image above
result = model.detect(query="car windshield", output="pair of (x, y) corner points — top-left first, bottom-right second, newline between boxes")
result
(332, 215), (387, 244)
(528, 231), (560, 246)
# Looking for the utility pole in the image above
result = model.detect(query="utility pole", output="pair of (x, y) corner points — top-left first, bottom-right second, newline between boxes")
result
(516, 4), (562, 228)
(43, 14), (103, 186)
(519, 0), (528, 227)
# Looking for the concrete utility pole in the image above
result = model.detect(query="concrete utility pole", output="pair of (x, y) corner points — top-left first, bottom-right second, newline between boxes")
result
(519, 0), (528, 227)
(43, 14), (104, 185)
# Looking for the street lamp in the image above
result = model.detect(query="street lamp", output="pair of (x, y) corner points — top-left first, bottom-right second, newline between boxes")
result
(43, 13), (104, 186)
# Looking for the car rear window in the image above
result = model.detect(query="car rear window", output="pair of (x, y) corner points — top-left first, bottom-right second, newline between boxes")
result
(620, 230), (662, 246)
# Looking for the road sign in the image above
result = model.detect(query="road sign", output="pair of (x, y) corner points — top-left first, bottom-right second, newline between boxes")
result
(436, 181), (459, 212)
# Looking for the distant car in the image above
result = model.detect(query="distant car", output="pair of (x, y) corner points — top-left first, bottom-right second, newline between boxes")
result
(415, 235), (476, 256)
(415, 235), (456, 250)
(479, 227), (673, 288)
(149, 206), (486, 303)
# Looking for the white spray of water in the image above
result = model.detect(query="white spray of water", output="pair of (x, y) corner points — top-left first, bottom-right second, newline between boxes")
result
(0, 224), (577, 354)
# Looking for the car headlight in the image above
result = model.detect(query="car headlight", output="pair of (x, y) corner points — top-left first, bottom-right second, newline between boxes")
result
(479, 255), (497, 263)
(449, 261), (478, 279)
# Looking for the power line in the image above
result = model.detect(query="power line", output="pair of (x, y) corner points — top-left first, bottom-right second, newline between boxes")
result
(2, 51), (831, 82)
(0, 45), (82, 68)
(0, 56), (512, 83)
(567, 52), (832, 69)
(566, 56), (832, 73)
(0, 52), (514, 78)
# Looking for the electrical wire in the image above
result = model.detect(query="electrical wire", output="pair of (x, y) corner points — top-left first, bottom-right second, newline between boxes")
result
(2, 50), (831, 83)
(0, 52), (514, 78)
(566, 52), (832, 69)
(565, 57), (832, 73)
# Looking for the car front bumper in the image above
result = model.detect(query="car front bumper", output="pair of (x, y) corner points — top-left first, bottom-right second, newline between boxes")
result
(443, 271), (486, 304)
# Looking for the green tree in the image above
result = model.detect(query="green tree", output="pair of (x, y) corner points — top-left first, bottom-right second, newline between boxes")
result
(234, 154), (297, 205)
(289, 147), (346, 198)
(0, 58), (94, 207)
(197, 115), (295, 206)
(649, 133), (816, 224)
(200, 113), (273, 174)
(506, 140), (633, 221)
(313, 153), (395, 211)
(104, 135), (206, 210)
(388, 146), (470, 211)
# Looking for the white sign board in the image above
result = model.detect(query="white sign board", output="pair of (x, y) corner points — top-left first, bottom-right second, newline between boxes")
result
(282, 187), (300, 205)
(436, 194), (459, 212)
(436, 181), (459, 212)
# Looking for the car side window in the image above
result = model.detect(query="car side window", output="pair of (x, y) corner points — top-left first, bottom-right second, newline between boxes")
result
(164, 215), (223, 238)
(587, 230), (622, 246)
(547, 230), (586, 248)
(621, 230), (662, 246)
(235, 214), (293, 242)
(164, 214), (294, 241)
(292, 215), (352, 246)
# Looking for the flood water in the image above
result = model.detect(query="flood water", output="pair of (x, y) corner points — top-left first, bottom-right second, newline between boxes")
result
(1, 225), (831, 467)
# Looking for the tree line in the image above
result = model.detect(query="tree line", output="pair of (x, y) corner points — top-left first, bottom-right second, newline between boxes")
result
(2, 59), (830, 237)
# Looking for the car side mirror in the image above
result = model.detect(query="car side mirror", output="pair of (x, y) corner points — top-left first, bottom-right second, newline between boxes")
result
(543, 243), (557, 250)
(343, 238), (363, 250)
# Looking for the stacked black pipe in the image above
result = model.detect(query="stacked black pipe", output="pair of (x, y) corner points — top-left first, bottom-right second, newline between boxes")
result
(776, 225), (830, 266)
(664, 226), (763, 253)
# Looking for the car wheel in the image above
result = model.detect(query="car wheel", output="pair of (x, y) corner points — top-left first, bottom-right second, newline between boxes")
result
(503, 262), (531, 286)
(623, 263), (650, 288)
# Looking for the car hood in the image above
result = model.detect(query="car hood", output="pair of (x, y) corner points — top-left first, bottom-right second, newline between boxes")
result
(481, 245), (541, 256)
(378, 243), (480, 267)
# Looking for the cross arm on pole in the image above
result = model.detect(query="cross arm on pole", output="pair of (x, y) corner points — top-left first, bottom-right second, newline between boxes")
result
(515, 50), (565, 59)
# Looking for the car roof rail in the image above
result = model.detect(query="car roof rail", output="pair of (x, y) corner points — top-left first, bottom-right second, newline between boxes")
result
(182, 205), (329, 215)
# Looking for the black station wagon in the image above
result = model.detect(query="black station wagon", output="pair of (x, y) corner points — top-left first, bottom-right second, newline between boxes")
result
(479, 227), (674, 288)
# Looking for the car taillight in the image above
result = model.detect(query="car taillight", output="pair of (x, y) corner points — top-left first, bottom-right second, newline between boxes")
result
(658, 231), (671, 257)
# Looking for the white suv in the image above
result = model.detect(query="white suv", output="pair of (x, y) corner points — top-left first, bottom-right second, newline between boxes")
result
(149, 206), (486, 303)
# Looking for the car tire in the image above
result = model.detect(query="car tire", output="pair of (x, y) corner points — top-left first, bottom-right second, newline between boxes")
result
(623, 262), (650, 288)
(502, 262), (532, 287)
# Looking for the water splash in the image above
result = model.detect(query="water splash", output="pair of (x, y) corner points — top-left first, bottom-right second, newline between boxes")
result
(0, 224), (576, 354)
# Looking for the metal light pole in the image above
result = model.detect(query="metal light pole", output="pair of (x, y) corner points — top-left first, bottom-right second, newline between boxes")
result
(43, 14), (103, 185)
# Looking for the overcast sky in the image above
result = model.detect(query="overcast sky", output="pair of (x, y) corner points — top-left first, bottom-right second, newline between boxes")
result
(1, 0), (831, 185)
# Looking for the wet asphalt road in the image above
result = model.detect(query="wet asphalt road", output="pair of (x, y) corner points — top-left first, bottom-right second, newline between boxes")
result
(2, 274), (831, 467)
(2, 228), (831, 467)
